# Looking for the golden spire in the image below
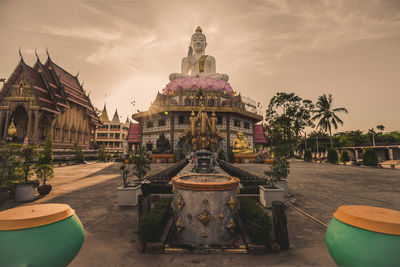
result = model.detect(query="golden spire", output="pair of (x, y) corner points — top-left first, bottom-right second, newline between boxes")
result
(195, 26), (202, 33)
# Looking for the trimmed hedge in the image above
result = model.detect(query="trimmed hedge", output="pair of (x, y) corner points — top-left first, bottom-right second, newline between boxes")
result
(239, 197), (272, 245)
(239, 186), (259, 194)
(327, 148), (338, 163)
(340, 150), (350, 162)
(142, 184), (172, 194)
(304, 150), (312, 161)
(138, 197), (172, 245)
(362, 148), (378, 166)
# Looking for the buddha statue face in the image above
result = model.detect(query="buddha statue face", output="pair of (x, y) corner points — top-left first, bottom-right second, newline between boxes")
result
(191, 33), (207, 54)
(237, 131), (244, 139)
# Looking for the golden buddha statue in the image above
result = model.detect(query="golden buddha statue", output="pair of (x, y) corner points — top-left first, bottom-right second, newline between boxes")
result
(232, 131), (252, 154)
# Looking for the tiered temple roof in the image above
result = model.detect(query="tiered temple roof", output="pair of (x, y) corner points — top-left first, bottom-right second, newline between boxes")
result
(0, 55), (100, 126)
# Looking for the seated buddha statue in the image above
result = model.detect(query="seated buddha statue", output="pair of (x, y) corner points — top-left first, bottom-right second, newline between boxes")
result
(169, 26), (229, 82)
(232, 131), (252, 154)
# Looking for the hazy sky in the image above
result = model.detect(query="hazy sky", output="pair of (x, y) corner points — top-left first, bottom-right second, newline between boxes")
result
(1, 0), (399, 132)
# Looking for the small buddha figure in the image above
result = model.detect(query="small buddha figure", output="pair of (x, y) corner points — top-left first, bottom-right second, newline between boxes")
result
(169, 26), (229, 82)
(232, 131), (252, 154)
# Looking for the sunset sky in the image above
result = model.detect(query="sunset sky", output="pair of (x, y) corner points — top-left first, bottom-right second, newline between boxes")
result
(0, 0), (399, 132)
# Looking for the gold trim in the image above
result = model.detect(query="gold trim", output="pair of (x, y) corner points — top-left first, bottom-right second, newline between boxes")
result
(175, 217), (184, 232)
(172, 174), (240, 191)
(177, 195), (185, 210)
(227, 195), (235, 210)
(201, 232), (208, 238)
(197, 210), (212, 226)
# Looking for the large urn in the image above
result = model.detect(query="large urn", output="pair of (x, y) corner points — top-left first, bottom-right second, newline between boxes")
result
(172, 174), (240, 246)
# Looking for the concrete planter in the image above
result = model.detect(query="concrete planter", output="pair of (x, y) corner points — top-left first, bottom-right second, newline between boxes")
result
(259, 185), (284, 208)
(117, 185), (141, 206)
(15, 184), (36, 202)
(276, 180), (288, 197)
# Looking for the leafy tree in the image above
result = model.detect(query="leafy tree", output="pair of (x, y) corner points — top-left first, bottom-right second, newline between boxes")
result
(376, 124), (385, 133)
(19, 145), (39, 185)
(35, 164), (54, 185)
(265, 92), (314, 154)
(304, 150), (312, 161)
(132, 147), (151, 179)
(340, 150), (350, 162)
(98, 145), (106, 162)
(312, 94), (348, 147)
(265, 145), (290, 187)
(362, 148), (378, 166)
(39, 134), (53, 164)
(0, 142), (22, 191)
(327, 148), (338, 163)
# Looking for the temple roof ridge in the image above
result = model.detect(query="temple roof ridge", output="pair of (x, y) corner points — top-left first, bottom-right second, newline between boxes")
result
(100, 102), (110, 122)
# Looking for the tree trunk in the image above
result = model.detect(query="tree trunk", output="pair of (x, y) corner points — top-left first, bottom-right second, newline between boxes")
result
(329, 129), (333, 147)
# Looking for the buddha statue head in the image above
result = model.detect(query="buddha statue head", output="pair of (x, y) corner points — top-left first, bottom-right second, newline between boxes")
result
(190, 26), (207, 55)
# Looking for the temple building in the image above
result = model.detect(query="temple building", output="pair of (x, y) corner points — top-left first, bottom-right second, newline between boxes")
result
(0, 52), (100, 148)
(95, 104), (129, 154)
(131, 27), (264, 155)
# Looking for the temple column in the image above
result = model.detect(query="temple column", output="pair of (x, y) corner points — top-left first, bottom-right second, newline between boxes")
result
(33, 110), (40, 143)
(50, 116), (56, 139)
(170, 114), (175, 153)
(0, 110), (4, 139)
(3, 109), (10, 140)
(388, 148), (394, 161)
(355, 149), (359, 162)
(226, 115), (230, 152)
(27, 110), (32, 139)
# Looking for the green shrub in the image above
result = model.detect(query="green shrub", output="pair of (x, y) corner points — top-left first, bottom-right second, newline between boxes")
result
(239, 186), (259, 194)
(133, 147), (151, 179)
(327, 148), (338, 163)
(303, 150), (312, 161)
(239, 197), (272, 245)
(138, 197), (172, 245)
(74, 143), (85, 163)
(39, 134), (53, 164)
(362, 148), (378, 166)
(98, 145), (105, 162)
(340, 150), (350, 162)
(35, 164), (54, 185)
(143, 184), (172, 194)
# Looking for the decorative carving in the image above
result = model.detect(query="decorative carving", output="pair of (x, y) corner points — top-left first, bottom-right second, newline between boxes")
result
(227, 195), (235, 210)
(201, 232), (208, 238)
(176, 217), (184, 232)
(177, 194), (185, 210)
(218, 213), (225, 219)
(227, 218), (236, 233)
(197, 209), (212, 226)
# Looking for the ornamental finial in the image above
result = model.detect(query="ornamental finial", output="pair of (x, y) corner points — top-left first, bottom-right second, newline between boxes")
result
(195, 26), (202, 33)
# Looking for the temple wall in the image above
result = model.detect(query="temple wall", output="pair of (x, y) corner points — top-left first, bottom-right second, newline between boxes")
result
(142, 117), (171, 133)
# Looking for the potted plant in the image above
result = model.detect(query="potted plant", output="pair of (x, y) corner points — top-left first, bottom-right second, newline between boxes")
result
(14, 144), (40, 202)
(117, 147), (150, 206)
(260, 145), (289, 207)
(35, 164), (54, 195)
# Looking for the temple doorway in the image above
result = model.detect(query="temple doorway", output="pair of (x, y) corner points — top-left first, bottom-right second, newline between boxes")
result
(12, 105), (28, 142)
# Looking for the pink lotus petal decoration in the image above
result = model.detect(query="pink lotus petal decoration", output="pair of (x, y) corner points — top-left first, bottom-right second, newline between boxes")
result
(161, 77), (235, 96)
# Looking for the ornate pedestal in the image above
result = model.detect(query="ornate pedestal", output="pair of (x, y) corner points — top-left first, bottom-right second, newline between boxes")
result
(172, 174), (240, 246)
(234, 154), (257, 163)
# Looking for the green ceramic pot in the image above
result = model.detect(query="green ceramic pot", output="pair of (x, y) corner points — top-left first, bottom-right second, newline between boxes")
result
(0, 205), (84, 267)
(326, 217), (400, 267)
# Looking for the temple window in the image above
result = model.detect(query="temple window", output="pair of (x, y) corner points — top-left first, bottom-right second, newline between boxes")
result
(147, 121), (153, 128)
(234, 119), (241, 127)
(115, 133), (120, 139)
(244, 122), (250, 129)
(110, 125), (120, 130)
(158, 119), (166, 126)
(110, 133), (114, 138)
(217, 116), (223, 125)
(146, 143), (153, 151)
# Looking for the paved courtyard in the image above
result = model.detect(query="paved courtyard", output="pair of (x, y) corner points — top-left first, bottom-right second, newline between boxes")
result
(1, 161), (399, 266)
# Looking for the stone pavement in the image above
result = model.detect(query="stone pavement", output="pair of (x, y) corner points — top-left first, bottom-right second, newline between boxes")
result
(2, 161), (399, 266)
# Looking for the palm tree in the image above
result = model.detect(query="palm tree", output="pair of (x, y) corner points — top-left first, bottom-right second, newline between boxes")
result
(312, 94), (348, 147)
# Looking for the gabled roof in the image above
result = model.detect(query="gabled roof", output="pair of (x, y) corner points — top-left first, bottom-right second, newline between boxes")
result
(0, 53), (101, 125)
(254, 125), (267, 144)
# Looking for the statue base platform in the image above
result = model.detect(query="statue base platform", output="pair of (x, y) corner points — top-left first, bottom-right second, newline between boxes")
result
(265, 159), (274, 164)
(234, 154), (257, 163)
(150, 154), (174, 163)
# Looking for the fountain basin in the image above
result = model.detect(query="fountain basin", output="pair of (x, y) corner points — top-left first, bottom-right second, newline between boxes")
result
(172, 174), (240, 246)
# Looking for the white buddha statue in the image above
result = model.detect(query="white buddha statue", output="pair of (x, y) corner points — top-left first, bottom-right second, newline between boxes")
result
(169, 26), (229, 82)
